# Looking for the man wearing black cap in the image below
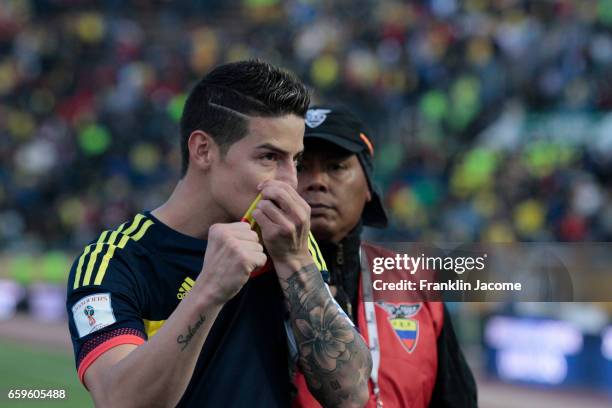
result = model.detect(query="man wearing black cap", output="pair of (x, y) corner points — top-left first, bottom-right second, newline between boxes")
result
(293, 106), (477, 407)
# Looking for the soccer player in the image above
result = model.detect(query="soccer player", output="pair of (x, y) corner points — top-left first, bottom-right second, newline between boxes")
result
(294, 106), (477, 407)
(66, 62), (371, 408)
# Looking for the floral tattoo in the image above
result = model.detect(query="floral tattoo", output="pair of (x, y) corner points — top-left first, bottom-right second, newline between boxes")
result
(281, 263), (372, 406)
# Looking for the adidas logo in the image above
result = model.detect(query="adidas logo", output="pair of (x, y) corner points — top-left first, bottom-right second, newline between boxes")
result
(177, 277), (195, 300)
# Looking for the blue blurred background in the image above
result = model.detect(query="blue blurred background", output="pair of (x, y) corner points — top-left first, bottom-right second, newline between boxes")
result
(0, 1), (611, 406)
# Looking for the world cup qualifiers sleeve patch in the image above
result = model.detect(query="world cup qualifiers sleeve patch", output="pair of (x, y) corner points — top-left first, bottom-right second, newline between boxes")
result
(72, 293), (116, 338)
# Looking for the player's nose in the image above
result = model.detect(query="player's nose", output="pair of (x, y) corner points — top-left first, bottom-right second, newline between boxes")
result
(275, 160), (298, 190)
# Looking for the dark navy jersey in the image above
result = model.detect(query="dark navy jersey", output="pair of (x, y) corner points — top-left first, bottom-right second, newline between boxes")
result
(66, 212), (328, 407)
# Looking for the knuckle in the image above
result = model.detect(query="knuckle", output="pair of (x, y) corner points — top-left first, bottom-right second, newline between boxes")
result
(244, 261), (255, 273)
(227, 238), (239, 252)
(295, 210), (306, 224)
(241, 249), (254, 262)
(283, 223), (296, 235)
(209, 223), (219, 235)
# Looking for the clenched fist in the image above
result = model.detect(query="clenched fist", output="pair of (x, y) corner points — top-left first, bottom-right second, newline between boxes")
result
(195, 222), (267, 305)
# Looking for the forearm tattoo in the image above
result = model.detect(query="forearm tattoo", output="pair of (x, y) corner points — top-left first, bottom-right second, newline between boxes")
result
(281, 264), (372, 406)
(177, 314), (206, 351)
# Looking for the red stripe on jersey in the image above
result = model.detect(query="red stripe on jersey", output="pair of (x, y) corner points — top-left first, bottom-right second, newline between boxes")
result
(78, 334), (145, 385)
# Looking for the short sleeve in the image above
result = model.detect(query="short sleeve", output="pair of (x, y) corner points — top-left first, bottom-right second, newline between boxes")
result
(66, 245), (146, 385)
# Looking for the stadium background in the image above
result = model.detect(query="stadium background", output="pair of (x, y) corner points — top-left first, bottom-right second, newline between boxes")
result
(0, 0), (611, 406)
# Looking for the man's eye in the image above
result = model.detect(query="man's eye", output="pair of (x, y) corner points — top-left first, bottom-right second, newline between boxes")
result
(331, 163), (347, 171)
(262, 153), (278, 162)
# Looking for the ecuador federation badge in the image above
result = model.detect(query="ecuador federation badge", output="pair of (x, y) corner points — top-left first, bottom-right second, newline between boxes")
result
(378, 302), (421, 353)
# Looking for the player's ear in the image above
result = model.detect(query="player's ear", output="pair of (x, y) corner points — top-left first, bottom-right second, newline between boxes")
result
(188, 130), (218, 171)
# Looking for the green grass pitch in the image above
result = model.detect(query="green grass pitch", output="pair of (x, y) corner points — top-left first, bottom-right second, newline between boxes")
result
(0, 340), (92, 407)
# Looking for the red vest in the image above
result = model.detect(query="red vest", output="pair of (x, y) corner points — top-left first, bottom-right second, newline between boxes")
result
(293, 242), (444, 408)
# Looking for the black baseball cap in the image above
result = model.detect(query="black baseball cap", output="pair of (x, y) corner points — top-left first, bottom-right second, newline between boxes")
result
(304, 105), (388, 228)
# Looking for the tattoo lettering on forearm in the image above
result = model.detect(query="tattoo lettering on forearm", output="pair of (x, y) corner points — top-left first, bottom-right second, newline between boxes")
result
(177, 314), (206, 351)
(281, 263), (372, 405)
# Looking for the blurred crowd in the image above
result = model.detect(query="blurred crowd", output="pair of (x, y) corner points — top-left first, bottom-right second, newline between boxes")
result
(1, 0), (612, 257)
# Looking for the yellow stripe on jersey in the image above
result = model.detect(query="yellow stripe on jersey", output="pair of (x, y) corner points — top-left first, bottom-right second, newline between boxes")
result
(122, 213), (145, 235)
(307, 236), (320, 271)
(73, 231), (108, 290)
(308, 232), (325, 270)
(91, 216), (153, 286)
(93, 232), (131, 285)
(76, 231), (110, 289)
(131, 219), (153, 241)
(73, 214), (151, 289)
(82, 230), (120, 286)
(116, 221), (129, 233)
(143, 319), (165, 339)
(307, 232), (327, 272)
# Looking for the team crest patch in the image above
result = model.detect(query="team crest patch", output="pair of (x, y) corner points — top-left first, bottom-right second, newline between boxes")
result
(377, 302), (421, 353)
(72, 293), (116, 338)
(306, 108), (332, 128)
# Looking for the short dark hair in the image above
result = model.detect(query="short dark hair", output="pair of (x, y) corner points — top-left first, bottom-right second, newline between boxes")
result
(179, 59), (310, 176)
